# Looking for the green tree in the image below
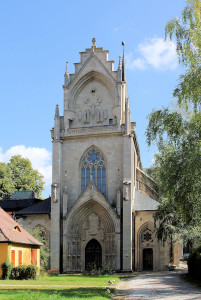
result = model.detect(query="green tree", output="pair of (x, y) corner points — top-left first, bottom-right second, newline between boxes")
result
(146, 0), (201, 244)
(0, 155), (45, 199)
(165, 0), (201, 110)
(0, 162), (15, 200)
(30, 226), (50, 271)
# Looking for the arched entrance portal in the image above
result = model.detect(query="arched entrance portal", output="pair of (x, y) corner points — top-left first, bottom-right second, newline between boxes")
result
(143, 248), (153, 270)
(85, 239), (102, 270)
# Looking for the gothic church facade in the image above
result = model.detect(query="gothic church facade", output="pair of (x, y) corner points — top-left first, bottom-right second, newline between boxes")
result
(51, 39), (170, 272)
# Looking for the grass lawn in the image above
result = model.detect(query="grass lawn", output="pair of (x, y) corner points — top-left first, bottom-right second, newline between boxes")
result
(0, 274), (136, 299)
(0, 288), (113, 299)
(0, 274), (121, 287)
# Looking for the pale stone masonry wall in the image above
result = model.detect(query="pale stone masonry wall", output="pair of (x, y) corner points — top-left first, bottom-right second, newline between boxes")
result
(134, 211), (170, 271)
(61, 134), (124, 210)
(50, 39), (172, 272)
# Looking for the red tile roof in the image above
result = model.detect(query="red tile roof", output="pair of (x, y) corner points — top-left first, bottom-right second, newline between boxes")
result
(0, 207), (43, 246)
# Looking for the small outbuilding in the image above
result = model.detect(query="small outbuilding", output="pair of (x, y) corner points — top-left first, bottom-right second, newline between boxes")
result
(0, 207), (43, 278)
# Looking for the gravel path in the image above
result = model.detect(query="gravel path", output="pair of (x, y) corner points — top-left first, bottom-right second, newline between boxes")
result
(113, 268), (201, 300)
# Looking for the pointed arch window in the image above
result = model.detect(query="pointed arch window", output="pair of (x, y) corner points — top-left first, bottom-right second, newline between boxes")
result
(81, 148), (106, 196)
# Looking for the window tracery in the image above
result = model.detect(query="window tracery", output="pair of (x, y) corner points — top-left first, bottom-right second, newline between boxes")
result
(81, 148), (106, 196)
(142, 227), (153, 243)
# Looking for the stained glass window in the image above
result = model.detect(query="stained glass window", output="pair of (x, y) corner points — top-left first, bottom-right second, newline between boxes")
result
(81, 148), (106, 196)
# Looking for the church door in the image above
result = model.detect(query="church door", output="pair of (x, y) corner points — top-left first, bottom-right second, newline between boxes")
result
(85, 239), (102, 270)
(143, 248), (153, 270)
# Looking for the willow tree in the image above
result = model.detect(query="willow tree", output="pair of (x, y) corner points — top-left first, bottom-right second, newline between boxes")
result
(146, 0), (201, 243)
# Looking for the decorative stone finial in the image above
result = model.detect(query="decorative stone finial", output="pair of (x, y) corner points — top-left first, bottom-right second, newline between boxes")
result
(122, 41), (125, 57)
(92, 37), (96, 52)
(65, 61), (69, 74)
(122, 41), (126, 82)
(55, 104), (59, 118)
(92, 37), (96, 46)
(118, 56), (122, 69)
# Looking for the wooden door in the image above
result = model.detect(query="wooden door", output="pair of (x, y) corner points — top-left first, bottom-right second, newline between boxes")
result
(143, 248), (153, 270)
(31, 248), (37, 265)
(85, 239), (102, 270)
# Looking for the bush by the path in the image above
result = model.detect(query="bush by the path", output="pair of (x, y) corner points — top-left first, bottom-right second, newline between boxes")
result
(1, 262), (37, 280)
(188, 244), (201, 280)
(1, 261), (13, 279)
(47, 268), (59, 276)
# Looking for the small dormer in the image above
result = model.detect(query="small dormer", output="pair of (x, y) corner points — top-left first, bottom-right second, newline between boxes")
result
(12, 225), (21, 232)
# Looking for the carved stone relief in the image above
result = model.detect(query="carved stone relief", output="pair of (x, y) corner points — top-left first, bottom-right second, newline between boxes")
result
(52, 183), (58, 203)
(123, 182), (130, 201)
(76, 91), (110, 125)
(81, 212), (104, 241)
(78, 105), (108, 125)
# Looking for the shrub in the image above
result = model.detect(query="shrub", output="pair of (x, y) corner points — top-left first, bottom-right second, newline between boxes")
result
(188, 244), (201, 280)
(1, 262), (38, 280)
(25, 265), (38, 279)
(30, 226), (50, 270)
(86, 262), (97, 275)
(9, 265), (37, 280)
(84, 261), (115, 275)
(102, 261), (115, 275)
(1, 261), (13, 279)
(10, 265), (27, 280)
(47, 268), (59, 276)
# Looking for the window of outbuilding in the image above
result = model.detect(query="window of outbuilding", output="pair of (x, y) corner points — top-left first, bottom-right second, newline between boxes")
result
(18, 250), (22, 265)
(11, 250), (15, 266)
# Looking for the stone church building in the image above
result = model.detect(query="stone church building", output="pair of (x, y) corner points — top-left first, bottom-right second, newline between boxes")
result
(50, 38), (171, 273)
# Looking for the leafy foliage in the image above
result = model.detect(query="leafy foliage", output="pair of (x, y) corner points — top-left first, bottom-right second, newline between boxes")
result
(146, 0), (201, 244)
(47, 268), (59, 276)
(1, 261), (13, 279)
(1, 262), (37, 280)
(0, 155), (44, 199)
(10, 265), (37, 280)
(101, 261), (115, 275)
(165, 0), (201, 110)
(147, 109), (201, 243)
(85, 261), (115, 275)
(24, 265), (38, 279)
(188, 244), (201, 279)
(30, 226), (50, 270)
(0, 163), (15, 200)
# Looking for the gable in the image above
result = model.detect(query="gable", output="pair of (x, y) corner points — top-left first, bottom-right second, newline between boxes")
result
(64, 182), (119, 229)
(69, 77), (114, 128)
(0, 207), (43, 246)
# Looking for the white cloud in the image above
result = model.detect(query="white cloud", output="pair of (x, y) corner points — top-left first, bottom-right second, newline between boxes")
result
(126, 37), (178, 71)
(0, 145), (52, 186)
(125, 54), (146, 70)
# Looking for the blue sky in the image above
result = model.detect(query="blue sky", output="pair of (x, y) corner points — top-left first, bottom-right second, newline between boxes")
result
(0, 0), (185, 198)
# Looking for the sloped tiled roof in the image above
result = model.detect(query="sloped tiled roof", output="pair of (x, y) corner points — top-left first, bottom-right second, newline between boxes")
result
(0, 207), (43, 246)
(11, 190), (35, 200)
(0, 199), (42, 212)
(15, 197), (51, 215)
(134, 190), (159, 211)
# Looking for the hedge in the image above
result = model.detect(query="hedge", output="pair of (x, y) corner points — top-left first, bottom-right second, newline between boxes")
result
(1, 262), (38, 280)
